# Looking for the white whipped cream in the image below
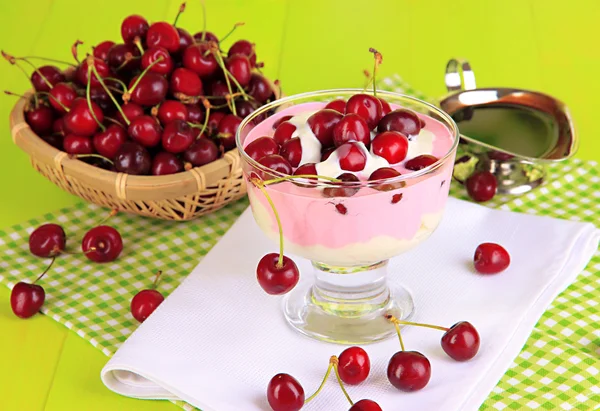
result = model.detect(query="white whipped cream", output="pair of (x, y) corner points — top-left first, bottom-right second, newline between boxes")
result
(286, 111), (322, 164)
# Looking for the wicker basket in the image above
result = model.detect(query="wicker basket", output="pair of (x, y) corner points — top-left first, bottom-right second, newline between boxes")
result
(9, 92), (247, 221)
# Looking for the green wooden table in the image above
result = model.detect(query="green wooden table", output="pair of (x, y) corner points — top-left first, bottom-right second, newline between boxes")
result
(0, 1), (598, 409)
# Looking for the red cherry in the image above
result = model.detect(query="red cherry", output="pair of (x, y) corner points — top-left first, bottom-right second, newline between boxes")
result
(368, 167), (403, 191)
(245, 136), (279, 161)
(379, 98), (392, 115)
(349, 400), (382, 411)
(11, 282), (45, 319)
(391, 193), (403, 204)
(323, 173), (360, 198)
(107, 43), (140, 74)
(193, 31), (219, 44)
(141, 47), (174, 75)
(337, 142), (367, 172)
(63, 98), (104, 137)
(325, 99), (346, 114)
(29, 224), (66, 257)
(404, 154), (438, 171)
(258, 155), (293, 175)
(114, 142), (152, 175)
(474, 242), (510, 274)
(466, 171), (497, 202)
(332, 113), (371, 147)
(186, 104), (204, 124)
(52, 118), (65, 135)
(94, 41), (115, 61)
(49, 83), (77, 114)
(128, 72), (169, 106)
(76, 57), (110, 88)
(228, 39), (256, 67)
(81, 226), (123, 263)
(273, 121), (297, 145)
(346, 94), (382, 129)
(207, 112), (226, 134)
(307, 109), (343, 147)
(248, 73), (274, 103)
(182, 43), (218, 78)
(161, 119), (195, 153)
(157, 100), (188, 125)
(321, 146), (335, 161)
(128, 115), (162, 147)
(170, 67), (203, 97)
(131, 289), (164, 322)
(257, 253), (299, 295)
(387, 351), (431, 392)
(272, 115), (293, 130)
(42, 135), (64, 150)
(280, 138), (302, 167)
(235, 100), (258, 119)
(217, 114), (242, 150)
(31, 66), (64, 92)
(151, 151), (183, 175)
(338, 346), (370, 385)
(121, 14), (149, 44)
(89, 86), (112, 113)
(64, 134), (94, 155)
(267, 373), (304, 411)
(175, 28), (194, 55)
(93, 125), (127, 159)
(26, 106), (54, 135)
(293, 163), (318, 187)
(377, 109), (421, 136)
(116, 103), (144, 125)
(208, 80), (229, 106)
(183, 138), (219, 167)
(441, 321), (481, 361)
(146, 22), (180, 53)
(225, 54), (252, 87)
(372, 131), (409, 164)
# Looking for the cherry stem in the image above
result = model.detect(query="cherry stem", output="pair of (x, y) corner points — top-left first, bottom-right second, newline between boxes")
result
(17, 57), (54, 90)
(368, 48), (382, 97)
(220, 22), (244, 43)
(105, 116), (124, 126)
(210, 50), (237, 114)
(71, 40), (83, 64)
(262, 175), (341, 186)
(152, 270), (163, 289)
(133, 37), (144, 55)
(215, 50), (249, 102)
(199, 0), (207, 42)
(90, 63), (131, 126)
(45, 91), (70, 112)
(333, 357), (354, 406)
(33, 256), (56, 284)
(97, 209), (119, 225)
(86, 63), (106, 132)
(115, 53), (140, 72)
(104, 77), (128, 93)
(125, 57), (164, 101)
(187, 100), (210, 137)
(21, 55), (77, 67)
(305, 357), (335, 404)
(252, 179), (284, 268)
(173, 2), (186, 27)
(386, 315), (406, 350)
(389, 316), (450, 332)
(59, 247), (97, 256)
(70, 153), (114, 165)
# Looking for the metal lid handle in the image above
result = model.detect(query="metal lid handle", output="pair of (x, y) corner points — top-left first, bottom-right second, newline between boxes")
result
(445, 58), (476, 92)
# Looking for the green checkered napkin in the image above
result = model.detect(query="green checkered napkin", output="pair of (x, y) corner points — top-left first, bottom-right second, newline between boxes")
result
(1, 76), (599, 410)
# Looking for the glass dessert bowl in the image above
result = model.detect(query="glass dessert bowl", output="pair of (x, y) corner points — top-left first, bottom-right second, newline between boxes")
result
(236, 89), (459, 344)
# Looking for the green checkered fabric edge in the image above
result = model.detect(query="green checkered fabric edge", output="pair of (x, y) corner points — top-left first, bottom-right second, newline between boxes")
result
(0, 76), (598, 411)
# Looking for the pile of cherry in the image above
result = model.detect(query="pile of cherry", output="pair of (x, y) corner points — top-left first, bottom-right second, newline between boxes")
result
(4, 2), (277, 176)
(11, 217), (164, 323)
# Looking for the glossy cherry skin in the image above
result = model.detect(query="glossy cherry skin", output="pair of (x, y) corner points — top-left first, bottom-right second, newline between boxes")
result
(114, 141), (152, 175)
(26, 106), (54, 135)
(474, 242), (510, 274)
(29, 223), (66, 257)
(267, 373), (304, 411)
(466, 171), (497, 202)
(273, 115), (293, 130)
(368, 167), (403, 191)
(64, 134), (94, 155)
(152, 151), (184, 175)
(257, 155), (293, 176)
(182, 43), (218, 78)
(307, 109), (343, 147)
(217, 114), (242, 150)
(161, 119), (195, 153)
(49, 82), (77, 114)
(93, 40), (115, 61)
(235, 100), (258, 119)
(185, 104), (204, 124)
(333, 113), (370, 147)
(338, 346), (370, 385)
(93, 125), (127, 159)
(176, 28), (194, 54)
(325, 99), (346, 114)
(131, 289), (165, 322)
(11, 282), (45, 319)
(82, 226), (123, 263)
(183, 138), (219, 167)
(157, 100), (188, 125)
(128, 115), (162, 147)
(245, 136), (279, 161)
(107, 43), (140, 73)
(349, 400), (382, 411)
(31, 65), (64, 92)
(225, 54), (252, 87)
(379, 98), (392, 115)
(63, 98), (104, 137)
(387, 351), (431, 392)
(247, 73), (274, 103)
(228, 39), (256, 66)
(128, 72), (169, 106)
(273, 122), (297, 145)
(257, 253), (299, 295)
(208, 80), (229, 106)
(292, 163), (318, 186)
(337, 142), (367, 172)
(404, 154), (438, 171)
(207, 112), (226, 135)
(146, 22), (180, 53)
(323, 173), (360, 198)
(170, 67), (203, 97)
(116, 103), (144, 125)
(280, 138), (302, 167)
(346, 94), (382, 129)
(193, 31), (219, 44)
(76, 57), (111, 88)
(378, 109), (421, 136)
(141, 46), (173, 75)
(121, 14), (149, 44)
(372, 131), (409, 164)
(442, 321), (481, 361)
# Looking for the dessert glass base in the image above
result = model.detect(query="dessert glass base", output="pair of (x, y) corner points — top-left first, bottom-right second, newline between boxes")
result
(283, 260), (414, 344)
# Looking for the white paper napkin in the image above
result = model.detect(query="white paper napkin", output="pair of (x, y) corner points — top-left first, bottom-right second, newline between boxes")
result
(101, 198), (599, 411)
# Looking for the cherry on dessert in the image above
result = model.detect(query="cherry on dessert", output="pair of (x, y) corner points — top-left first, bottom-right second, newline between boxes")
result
(29, 223), (66, 257)
(93, 40), (115, 61)
(161, 119), (195, 153)
(185, 104), (204, 124)
(141, 47), (174, 75)
(245, 136), (279, 161)
(307, 109), (343, 147)
(337, 142), (367, 172)
(170, 67), (203, 98)
(63, 98), (104, 137)
(258, 155), (293, 175)
(128, 72), (169, 106)
(257, 253), (299, 295)
(321, 146), (335, 161)
(49, 83), (77, 114)
(272, 115), (293, 130)
(368, 167), (403, 191)
(82, 225), (123, 263)
(292, 163), (318, 187)
(107, 43), (140, 74)
(114, 141), (152, 175)
(387, 351), (431, 392)
(392, 193), (403, 204)
(280, 138), (303, 167)
(76, 57), (110, 88)
(228, 39), (256, 67)
(379, 97), (392, 115)
(349, 400), (382, 411)
(217, 114), (242, 150)
(11, 282), (45, 319)
(325, 99), (346, 114)
(248, 73), (274, 103)
(377, 109), (422, 136)
(121, 14), (149, 44)
(116, 103), (144, 125)
(182, 43), (218, 78)
(473, 242), (510, 274)
(146, 22), (180, 53)
(323, 173), (360, 198)
(466, 171), (497, 202)
(193, 31), (219, 44)
(273, 121), (297, 145)
(93, 124), (127, 159)
(333, 113), (371, 147)
(404, 154), (438, 171)
(183, 138), (219, 167)
(225, 54), (252, 87)
(267, 373), (304, 411)
(372, 131), (409, 164)
(441, 321), (481, 361)
(152, 151), (183, 175)
(338, 346), (370, 385)
(130, 289), (164, 322)
(157, 100), (188, 125)
(26, 106), (54, 135)
(128, 115), (162, 147)
(64, 134), (94, 155)
(346, 94), (382, 129)
(31, 65), (64, 92)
